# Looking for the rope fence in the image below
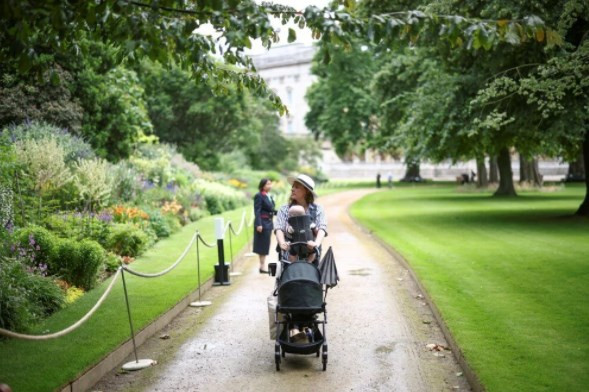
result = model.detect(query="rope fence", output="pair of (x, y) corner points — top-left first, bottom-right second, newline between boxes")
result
(0, 268), (122, 340)
(0, 209), (255, 343)
(122, 233), (197, 278)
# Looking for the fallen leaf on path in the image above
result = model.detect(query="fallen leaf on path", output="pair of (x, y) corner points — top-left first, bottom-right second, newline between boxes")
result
(426, 343), (450, 351)
(416, 294), (425, 300)
(159, 334), (170, 340)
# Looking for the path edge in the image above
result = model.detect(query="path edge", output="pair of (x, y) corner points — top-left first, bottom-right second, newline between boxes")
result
(348, 210), (485, 392)
(59, 246), (252, 392)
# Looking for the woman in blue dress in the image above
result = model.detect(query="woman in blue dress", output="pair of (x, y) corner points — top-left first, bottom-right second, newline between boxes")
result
(253, 178), (275, 273)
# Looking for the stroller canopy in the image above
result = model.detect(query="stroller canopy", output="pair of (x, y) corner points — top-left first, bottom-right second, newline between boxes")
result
(278, 262), (323, 312)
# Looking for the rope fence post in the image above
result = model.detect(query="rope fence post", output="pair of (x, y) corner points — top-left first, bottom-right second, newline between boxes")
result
(190, 230), (212, 307)
(213, 217), (230, 286)
(120, 268), (156, 371)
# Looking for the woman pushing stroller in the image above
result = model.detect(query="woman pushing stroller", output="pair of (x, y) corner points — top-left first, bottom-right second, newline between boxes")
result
(271, 174), (331, 371)
(274, 174), (328, 263)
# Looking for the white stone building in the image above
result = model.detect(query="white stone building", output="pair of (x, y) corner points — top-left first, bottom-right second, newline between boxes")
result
(249, 43), (342, 171)
(250, 43), (316, 137)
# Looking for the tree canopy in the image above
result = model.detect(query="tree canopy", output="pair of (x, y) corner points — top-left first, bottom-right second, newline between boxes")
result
(1, 0), (559, 113)
(305, 0), (588, 214)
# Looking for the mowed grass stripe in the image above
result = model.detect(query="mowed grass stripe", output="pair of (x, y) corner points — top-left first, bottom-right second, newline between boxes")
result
(350, 185), (589, 392)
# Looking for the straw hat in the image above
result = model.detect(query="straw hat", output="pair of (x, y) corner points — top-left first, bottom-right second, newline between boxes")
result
(287, 174), (317, 198)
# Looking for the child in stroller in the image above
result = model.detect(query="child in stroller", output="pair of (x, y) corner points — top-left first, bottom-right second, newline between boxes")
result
(285, 205), (319, 262)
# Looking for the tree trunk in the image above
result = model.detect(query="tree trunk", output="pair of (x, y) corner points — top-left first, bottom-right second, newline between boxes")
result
(531, 159), (543, 187)
(519, 155), (543, 187)
(489, 156), (499, 183)
(402, 160), (421, 181)
(575, 131), (589, 216)
(567, 151), (585, 181)
(476, 156), (488, 187)
(519, 154), (531, 183)
(494, 147), (517, 196)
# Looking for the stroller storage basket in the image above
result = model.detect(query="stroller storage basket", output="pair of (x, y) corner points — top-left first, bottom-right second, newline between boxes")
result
(278, 326), (324, 355)
(278, 262), (323, 312)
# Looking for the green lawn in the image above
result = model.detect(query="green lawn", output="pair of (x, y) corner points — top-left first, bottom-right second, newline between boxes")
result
(0, 207), (250, 392)
(350, 184), (589, 392)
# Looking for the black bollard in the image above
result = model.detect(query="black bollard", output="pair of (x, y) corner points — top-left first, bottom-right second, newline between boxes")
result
(213, 217), (230, 285)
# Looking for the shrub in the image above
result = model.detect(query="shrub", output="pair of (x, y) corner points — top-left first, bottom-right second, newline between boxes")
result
(0, 257), (35, 332)
(188, 207), (209, 222)
(54, 238), (81, 279)
(26, 274), (65, 317)
(204, 194), (222, 215)
(193, 179), (248, 215)
(0, 184), (13, 232)
(103, 252), (121, 273)
(110, 161), (142, 203)
(53, 238), (105, 290)
(14, 137), (73, 195)
(43, 211), (113, 246)
(75, 240), (105, 290)
(5, 121), (94, 163)
(0, 256), (65, 332)
(13, 225), (58, 270)
(129, 144), (174, 186)
(72, 158), (113, 211)
(163, 213), (182, 233)
(149, 212), (172, 238)
(106, 223), (151, 257)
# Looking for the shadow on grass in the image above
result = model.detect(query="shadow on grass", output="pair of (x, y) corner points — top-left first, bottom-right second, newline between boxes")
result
(401, 207), (589, 233)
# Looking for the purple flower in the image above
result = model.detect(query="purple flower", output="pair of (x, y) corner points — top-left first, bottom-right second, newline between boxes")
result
(29, 234), (36, 246)
(38, 263), (48, 276)
(4, 220), (14, 233)
(98, 212), (113, 223)
(142, 180), (155, 190)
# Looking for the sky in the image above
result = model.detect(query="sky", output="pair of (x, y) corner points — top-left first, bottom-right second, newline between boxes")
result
(247, 0), (331, 54)
(195, 1), (331, 56)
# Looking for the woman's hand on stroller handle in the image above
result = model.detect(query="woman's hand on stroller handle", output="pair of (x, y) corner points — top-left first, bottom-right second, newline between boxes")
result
(279, 241), (290, 251)
(306, 240), (319, 250)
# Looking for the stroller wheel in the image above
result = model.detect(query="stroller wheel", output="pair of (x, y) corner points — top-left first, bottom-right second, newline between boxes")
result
(275, 343), (281, 371)
(322, 345), (328, 371)
(316, 350), (320, 357)
(282, 347), (286, 358)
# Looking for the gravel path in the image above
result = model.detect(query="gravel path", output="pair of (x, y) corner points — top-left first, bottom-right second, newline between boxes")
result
(92, 189), (471, 392)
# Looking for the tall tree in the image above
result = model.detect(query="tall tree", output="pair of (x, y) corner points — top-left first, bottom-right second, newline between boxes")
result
(305, 41), (379, 159)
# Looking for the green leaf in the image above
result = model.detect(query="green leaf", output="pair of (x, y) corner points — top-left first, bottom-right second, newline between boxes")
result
(288, 28), (296, 43)
(50, 70), (60, 86)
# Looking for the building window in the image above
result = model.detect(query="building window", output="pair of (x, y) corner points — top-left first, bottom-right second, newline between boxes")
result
(286, 87), (293, 105)
(287, 119), (294, 133)
(294, 74), (300, 82)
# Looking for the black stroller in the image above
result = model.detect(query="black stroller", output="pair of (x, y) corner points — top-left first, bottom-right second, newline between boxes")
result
(271, 214), (335, 371)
